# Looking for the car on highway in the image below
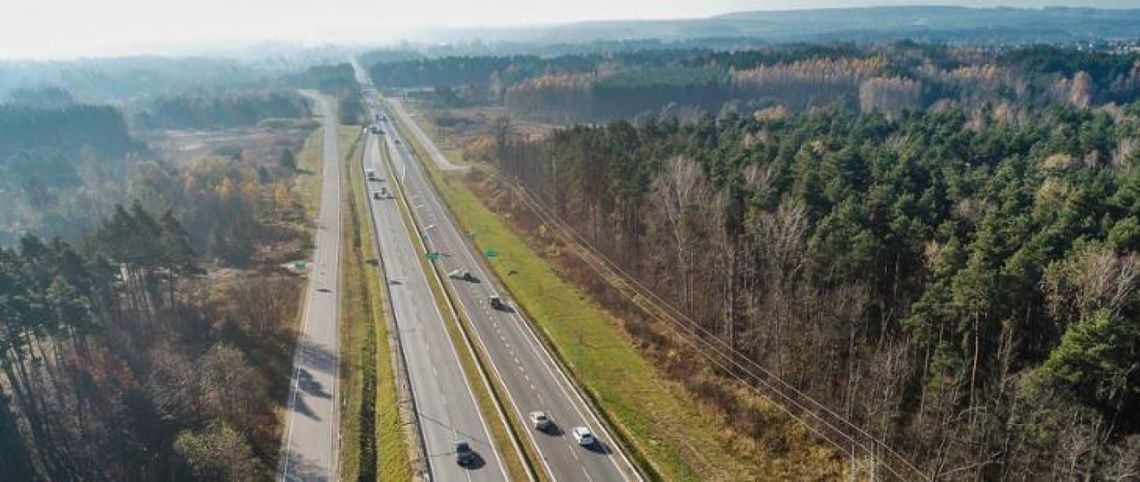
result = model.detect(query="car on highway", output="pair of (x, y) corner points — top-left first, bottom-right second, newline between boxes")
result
(572, 426), (595, 446)
(455, 440), (476, 465)
(372, 191), (383, 200)
(448, 269), (475, 281)
(394, 138), (401, 145)
(529, 411), (551, 431)
(489, 295), (506, 310)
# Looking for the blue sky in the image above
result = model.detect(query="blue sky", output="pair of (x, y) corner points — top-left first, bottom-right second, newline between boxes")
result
(1, 0), (1136, 59)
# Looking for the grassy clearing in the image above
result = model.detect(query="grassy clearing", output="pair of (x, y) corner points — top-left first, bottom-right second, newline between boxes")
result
(338, 128), (369, 480)
(391, 104), (846, 481)
(381, 137), (536, 482)
(338, 126), (412, 481)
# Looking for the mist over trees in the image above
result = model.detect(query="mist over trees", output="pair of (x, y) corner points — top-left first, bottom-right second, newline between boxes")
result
(369, 43), (1140, 124)
(134, 91), (309, 130)
(284, 62), (359, 96)
(0, 102), (137, 244)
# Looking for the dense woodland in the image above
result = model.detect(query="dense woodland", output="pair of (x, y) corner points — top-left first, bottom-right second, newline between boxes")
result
(367, 44), (1140, 124)
(0, 57), (270, 105)
(479, 96), (1140, 478)
(0, 103), (137, 244)
(286, 62), (365, 124)
(0, 200), (304, 479)
(284, 63), (358, 97)
(0, 86), (315, 479)
(134, 91), (309, 130)
(392, 43), (1140, 479)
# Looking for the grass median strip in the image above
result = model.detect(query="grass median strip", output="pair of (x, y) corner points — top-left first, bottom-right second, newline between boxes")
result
(381, 137), (538, 482)
(338, 126), (412, 481)
(390, 103), (846, 481)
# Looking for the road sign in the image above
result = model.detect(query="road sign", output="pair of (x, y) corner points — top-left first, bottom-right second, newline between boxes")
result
(483, 249), (498, 258)
(426, 251), (441, 261)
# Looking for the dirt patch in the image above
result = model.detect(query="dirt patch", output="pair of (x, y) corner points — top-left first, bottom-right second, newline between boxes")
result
(138, 118), (318, 168)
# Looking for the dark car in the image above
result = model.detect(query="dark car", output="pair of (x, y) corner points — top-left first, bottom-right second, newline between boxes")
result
(489, 295), (505, 310)
(455, 440), (476, 465)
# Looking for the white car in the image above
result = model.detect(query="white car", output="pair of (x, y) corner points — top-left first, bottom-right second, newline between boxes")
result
(529, 411), (551, 431)
(572, 426), (595, 446)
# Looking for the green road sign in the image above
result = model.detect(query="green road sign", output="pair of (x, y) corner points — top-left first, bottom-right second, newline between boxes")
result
(483, 249), (498, 258)
(426, 251), (441, 261)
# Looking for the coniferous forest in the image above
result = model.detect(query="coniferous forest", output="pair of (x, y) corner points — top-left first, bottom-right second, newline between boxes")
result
(382, 42), (1140, 479)
(0, 70), (321, 479)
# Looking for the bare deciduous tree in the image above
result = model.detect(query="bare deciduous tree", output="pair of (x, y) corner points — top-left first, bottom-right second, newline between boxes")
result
(651, 155), (711, 312)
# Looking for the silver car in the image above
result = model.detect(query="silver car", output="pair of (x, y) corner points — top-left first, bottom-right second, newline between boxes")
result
(572, 426), (595, 446)
(529, 411), (551, 431)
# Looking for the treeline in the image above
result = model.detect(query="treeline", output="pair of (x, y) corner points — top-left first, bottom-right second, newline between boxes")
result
(366, 54), (597, 90)
(3, 86), (77, 110)
(0, 104), (133, 160)
(285, 63), (358, 96)
(374, 43), (1140, 123)
(0, 102), (137, 244)
(135, 91), (309, 129)
(282, 62), (365, 124)
(487, 102), (1140, 479)
(0, 56), (265, 104)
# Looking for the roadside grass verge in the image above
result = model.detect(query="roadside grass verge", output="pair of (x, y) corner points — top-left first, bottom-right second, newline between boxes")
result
(391, 104), (846, 481)
(381, 137), (537, 482)
(338, 126), (412, 481)
(295, 125), (324, 219)
(366, 143), (415, 482)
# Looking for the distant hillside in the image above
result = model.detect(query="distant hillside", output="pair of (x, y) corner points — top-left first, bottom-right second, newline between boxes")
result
(422, 6), (1140, 45)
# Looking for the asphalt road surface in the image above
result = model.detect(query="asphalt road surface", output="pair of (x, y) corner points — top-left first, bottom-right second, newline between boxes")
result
(358, 67), (641, 482)
(362, 130), (511, 482)
(280, 93), (341, 482)
(386, 98), (467, 172)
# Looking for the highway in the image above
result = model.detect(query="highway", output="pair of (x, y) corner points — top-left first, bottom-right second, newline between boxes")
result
(361, 121), (511, 481)
(354, 62), (642, 482)
(280, 93), (341, 482)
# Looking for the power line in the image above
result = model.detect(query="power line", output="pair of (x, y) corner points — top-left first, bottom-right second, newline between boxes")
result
(488, 168), (929, 481)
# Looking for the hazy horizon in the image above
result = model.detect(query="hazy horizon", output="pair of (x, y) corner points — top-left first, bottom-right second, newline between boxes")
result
(3, 0), (1138, 60)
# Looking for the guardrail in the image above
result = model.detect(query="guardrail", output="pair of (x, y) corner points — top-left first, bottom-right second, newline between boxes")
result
(378, 126), (538, 482)
(358, 134), (433, 482)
